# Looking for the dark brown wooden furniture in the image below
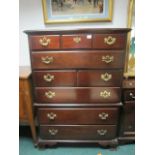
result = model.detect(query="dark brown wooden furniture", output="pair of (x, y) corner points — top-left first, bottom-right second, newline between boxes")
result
(25, 28), (130, 147)
(119, 77), (135, 143)
(19, 66), (37, 144)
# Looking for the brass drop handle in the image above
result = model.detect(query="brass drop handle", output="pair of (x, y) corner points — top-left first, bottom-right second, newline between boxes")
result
(39, 36), (51, 47)
(100, 90), (111, 98)
(97, 129), (107, 136)
(47, 112), (57, 120)
(104, 36), (116, 45)
(41, 56), (53, 64)
(101, 73), (112, 81)
(45, 91), (56, 99)
(44, 74), (54, 82)
(129, 92), (135, 99)
(73, 37), (81, 43)
(102, 55), (114, 63)
(48, 129), (58, 136)
(98, 112), (109, 120)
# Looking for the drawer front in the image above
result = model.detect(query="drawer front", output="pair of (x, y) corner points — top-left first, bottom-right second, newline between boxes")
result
(122, 102), (135, 133)
(33, 70), (77, 87)
(29, 35), (60, 50)
(123, 79), (135, 89)
(38, 108), (119, 125)
(35, 87), (121, 103)
(124, 90), (135, 101)
(40, 125), (117, 140)
(93, 34), (126, 49)
(31, 51), (124, 69)
(61, 34), (92, 49)
(77, 70), (123, 87)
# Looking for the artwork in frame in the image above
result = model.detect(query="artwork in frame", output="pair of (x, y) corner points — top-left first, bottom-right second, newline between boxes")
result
(42, 0), (113, 24)
(125, 0), (135, 77)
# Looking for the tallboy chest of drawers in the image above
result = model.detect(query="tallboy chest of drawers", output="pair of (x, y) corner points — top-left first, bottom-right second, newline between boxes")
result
(25, 28), (130, 147)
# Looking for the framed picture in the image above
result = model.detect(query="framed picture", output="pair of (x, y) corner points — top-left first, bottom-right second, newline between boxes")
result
(125, 0), (135, 77)
(42, 0), (113, 24)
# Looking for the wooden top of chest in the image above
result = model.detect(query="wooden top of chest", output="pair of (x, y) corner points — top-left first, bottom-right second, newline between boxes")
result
(24, 28), (131, 35)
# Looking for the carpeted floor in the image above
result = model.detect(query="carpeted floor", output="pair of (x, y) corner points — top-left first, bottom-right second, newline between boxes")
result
(19, 137), (135, 155)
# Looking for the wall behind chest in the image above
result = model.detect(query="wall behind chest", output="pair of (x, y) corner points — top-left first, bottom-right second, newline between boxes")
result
(19, 0), (129, 66)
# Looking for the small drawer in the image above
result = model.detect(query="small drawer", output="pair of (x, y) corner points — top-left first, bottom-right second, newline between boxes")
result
(34, 87), (121, 103)
(38, 108), (119, 125)
(123, 79), (135, 89)
(122, 102), (135, 134)
(124, 90), (135, 101)
(33, 70), (77, 87)
(61, 34), (92, 49)
(31, 50), (124, 69)
(93, 34), (126, 49)
(77, 70), (123, 87)
(29, 35), (60, 50)
(40, 125), (117, 140)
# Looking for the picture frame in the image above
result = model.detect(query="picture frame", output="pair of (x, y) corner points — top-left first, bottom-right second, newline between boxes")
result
(42, 0), (113, 24)
(124, 0), (135, 77)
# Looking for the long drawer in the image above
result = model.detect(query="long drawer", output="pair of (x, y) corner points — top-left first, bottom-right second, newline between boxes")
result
(77, 70), (123, 87)
(33, 70), (123, 87)
(34, 87), (121, 103)
(40, 125), (117, 140)
(33, 70), (77, 87)
(31, 50), (124, 69)
(38, 108), (119, 125)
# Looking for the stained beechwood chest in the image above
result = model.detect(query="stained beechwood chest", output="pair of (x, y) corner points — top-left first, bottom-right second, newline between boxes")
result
(25, 28), (131, 147)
